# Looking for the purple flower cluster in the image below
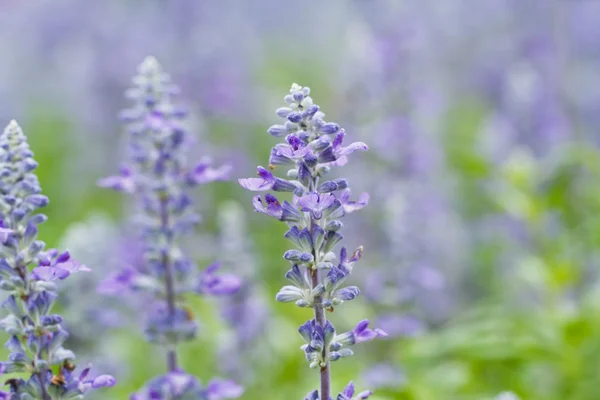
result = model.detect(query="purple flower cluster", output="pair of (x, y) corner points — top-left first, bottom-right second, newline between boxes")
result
(98, 57), (242, 400)
(239, 84), (386, 400)
(0, 120), (115, 398)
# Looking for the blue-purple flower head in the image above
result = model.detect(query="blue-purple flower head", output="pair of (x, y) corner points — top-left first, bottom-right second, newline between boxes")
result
(130, 370), (242, 400)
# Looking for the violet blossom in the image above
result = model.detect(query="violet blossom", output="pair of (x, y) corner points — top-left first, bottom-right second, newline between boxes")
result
(239, 84), (386, 400)
(98, 57), (242, 400)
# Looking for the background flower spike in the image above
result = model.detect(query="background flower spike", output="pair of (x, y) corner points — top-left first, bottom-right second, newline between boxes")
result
(98, 57), (242, 400)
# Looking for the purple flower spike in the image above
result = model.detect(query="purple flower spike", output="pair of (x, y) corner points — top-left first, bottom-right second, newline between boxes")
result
(0, 119), (113, 397)
(99, 58), (241, 396)
(239, 84), (374, 400)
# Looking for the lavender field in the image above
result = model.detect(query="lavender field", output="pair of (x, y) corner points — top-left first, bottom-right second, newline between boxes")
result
(1, 1), (600, 399)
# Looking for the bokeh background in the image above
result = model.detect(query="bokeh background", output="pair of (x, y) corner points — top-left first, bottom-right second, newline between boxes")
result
(2, 0), (600, 399)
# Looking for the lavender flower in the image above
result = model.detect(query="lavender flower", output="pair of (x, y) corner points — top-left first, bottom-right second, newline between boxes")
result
(239, 84), (386, 399)
(0, 120), (115, 398)
(98, 57), (242, 399)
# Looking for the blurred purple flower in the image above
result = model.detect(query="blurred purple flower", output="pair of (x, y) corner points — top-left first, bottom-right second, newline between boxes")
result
(197, 263), (242, 296)
(98, 58), (241, 397)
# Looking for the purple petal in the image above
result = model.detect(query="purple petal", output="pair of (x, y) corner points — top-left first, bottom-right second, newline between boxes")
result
(199, 263), (242, 296)
(56, 251), (70, 263)
(341, 191), (369, 213)
(238, 177), (273, 191)
(375, 329), (388, 338)
(256, 166), (274, 181)
(252, 195), (282, 218)
(190, 161), (232, 184)
(329, 156), (349, 167)
(336, 286), (360, 301)
(352, 320), (387, 344)
(333, 130), (346, 148)
(59, 260), (92, 273)
(297, 193), (336, 213)
(338, 141), (369, 156)
(0, 228), (12, 244)
(298, 193), (319, 211)
(353, 320), (370, 334)
(202, 273), (242, 296)
(356, 329), (379, 343)
(205, 378), (244, 400)
(317, 194), (337, 210)
(343, 381), (355, 397)
(356, 390), (373, 399)
(91, 375), (116, 388)
(205, 261), (222, 275)
(78, 364), (92, 381)
(97, 174), (135, 193)
(276, 145), (311, 159)
(32, 266), (70, 281)
(97, 268), (137, 295)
